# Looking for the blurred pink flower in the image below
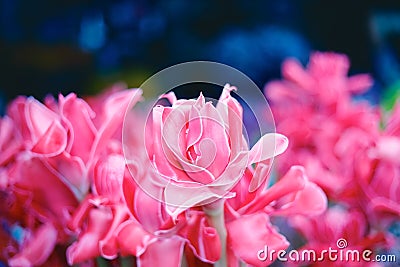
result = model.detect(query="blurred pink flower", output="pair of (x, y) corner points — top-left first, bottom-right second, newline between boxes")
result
(289, 206), (388, 267)
(1, 85), (142, 266)
(355, 103), (400, 226)
(0, 116), (22, 169)
(266, 52), (373, 110)
(265, 52), (379, 202)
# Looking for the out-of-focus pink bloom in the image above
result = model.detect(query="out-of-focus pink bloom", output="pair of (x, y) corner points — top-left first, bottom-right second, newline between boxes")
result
(10, 157), (78, 239)
(355, 103), (400, 226)
(1, 86), (142, 266)
(266, 52), (373, 109)
(289, 206), (388, 267)
(265, 52), (379, 202)
(224, 165), (327, 267)
(147, 84), (288, 217)
(0, 116), (22, 168)
(6, 87), (142, 200)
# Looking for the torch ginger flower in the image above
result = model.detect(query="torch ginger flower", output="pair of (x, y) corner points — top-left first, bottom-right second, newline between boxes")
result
(143, 84), (289, 218)
(1, 86), (142, 266)
(265, 52), (380, 202)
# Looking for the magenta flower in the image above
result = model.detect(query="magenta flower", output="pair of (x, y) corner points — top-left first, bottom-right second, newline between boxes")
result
(146, 84), (288, 217)
(265, 52), (379, 201)
(1, 85), (142, 266)
(355, 103), (400, 226)
(289, 206), (388, 267)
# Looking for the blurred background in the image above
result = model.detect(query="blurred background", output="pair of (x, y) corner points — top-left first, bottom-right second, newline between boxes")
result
(1, 0), (400, 114)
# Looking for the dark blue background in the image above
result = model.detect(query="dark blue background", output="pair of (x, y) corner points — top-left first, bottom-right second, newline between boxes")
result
(0, 0), (399, 109)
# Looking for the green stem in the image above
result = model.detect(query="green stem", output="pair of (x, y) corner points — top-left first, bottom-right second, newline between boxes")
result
(203, 199), (227, 267)
(181, 253), (188, 267)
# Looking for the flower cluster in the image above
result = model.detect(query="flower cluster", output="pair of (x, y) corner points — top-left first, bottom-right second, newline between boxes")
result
(1, 51), (398, 267)
(265, 52), (400, 265)
(0, 82), (327, 267)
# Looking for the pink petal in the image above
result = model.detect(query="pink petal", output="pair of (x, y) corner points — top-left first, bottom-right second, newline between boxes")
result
(186, 104), (203, 152)
(152, 105), (186, 181)
(309, 52), (349, 77)
(227, 213), (289, 267)
(273, 181), (328, 216)
(180, 212), (221, 263)
(99, 205), (129, 260)
(8, 223), (57, 267)
(159, 105), (216, 183)
(0, 116), (14, 150)
(248, 133), (288, 191)
(116, 220), (153, 257)
(164, 182), (224, 219)
(192, 102), (230, 178)
(133, 184), (164, 232)
(0, 116), (21, 165)
(163, 151), (247, 218)
(371, 136), (400, 164)
(248, 133), (288, 165)
(14, 158), (78, 225)
(282, 58), (313, 90)
(216, 84), (244, 158)
(66, 208), (112, 265)
(264, 81), (297, 104)
(31, 120), (67, 156)
(44, 152), (87, 200)
(68, 194), (97, 231)
(93, 154), (125, 203)
(7, 96), (31, 140)
(240, 166), (306, 214)
(59, 93), (96, 162)
(25, 97), (59, 141)
(90, 89), (142, 161)
(347, 74), (373, 94)
(208, 150), (248, 188)
(138, 237), (185, 267)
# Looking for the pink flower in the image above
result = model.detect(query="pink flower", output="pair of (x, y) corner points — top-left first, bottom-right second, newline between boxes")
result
(355, 103), (400, 226)
(145, 84), (288, 217)
(266, 52), (373, 110)
(1, 86), (142, 266)
(265, 52), (379, 201)
(6, 86), (142, 198)
(290, 206), (388, 266)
